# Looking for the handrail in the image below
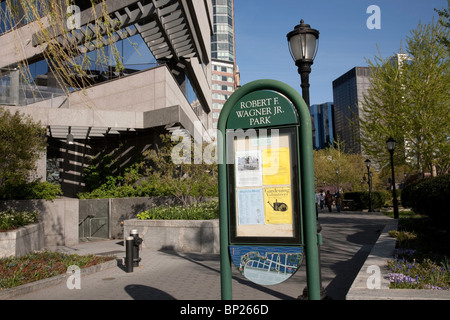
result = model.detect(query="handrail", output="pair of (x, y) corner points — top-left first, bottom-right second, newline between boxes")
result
(78, 214), (95, 226)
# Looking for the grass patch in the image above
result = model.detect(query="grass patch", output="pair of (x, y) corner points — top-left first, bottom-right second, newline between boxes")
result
(386, 211), (450, 290)
(0, 250), (116, 290)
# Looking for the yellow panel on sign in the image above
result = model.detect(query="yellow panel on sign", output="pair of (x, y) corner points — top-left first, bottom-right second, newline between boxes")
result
(264, 187), (292, 224)
(262, 147), (291, 186)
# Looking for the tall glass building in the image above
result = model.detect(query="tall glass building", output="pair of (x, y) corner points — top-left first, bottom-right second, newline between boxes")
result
(211, 0), (239, 128)
(310, 102), (335, 150)
(332, 67), (371, 154)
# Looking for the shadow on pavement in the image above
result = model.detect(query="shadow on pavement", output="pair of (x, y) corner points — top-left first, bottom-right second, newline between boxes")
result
(125, 284), (176, 300)
(159, 249), (297, 300)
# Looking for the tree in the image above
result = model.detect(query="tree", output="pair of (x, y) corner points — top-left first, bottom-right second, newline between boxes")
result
(435, 0), (450, 51)
(360, 19), (450, 177)
(313, 139), (382, 192)
(0, 108), (47, 188)
(143, 134), (217, 207)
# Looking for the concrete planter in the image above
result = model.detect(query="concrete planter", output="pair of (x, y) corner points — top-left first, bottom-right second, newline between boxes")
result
(0, 222), (45, 258)
(123, 219), (219, 254)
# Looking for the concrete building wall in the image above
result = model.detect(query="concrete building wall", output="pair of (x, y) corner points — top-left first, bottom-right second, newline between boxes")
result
(0, 18), (49, 69)
(1, 0), (214, 198)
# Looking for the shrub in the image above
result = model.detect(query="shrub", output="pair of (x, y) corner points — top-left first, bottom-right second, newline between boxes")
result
(137, 200), (219, 220)
(0, 209), (39, 231)
(0, 181), (62, 200)
(77, 177), (175, 199)
(0, 108), (47, 190)
(401, 178), (425, 209)
(401, 174), (450, 228)
(343, 191), (389, 210)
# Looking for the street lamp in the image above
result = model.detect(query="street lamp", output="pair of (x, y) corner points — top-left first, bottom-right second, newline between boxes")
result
(365, 159), (373, 212)
(386, 137), (399, 219)
(287, 19), (319, 109)
(288, 19), (325, 300)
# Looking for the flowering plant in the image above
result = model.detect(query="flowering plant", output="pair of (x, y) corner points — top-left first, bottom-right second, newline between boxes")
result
(387, 249), (449, 290)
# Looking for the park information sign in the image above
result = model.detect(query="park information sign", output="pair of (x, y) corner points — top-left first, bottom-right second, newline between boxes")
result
(229, 127), (301, 243)
(218, 80), (321, 300)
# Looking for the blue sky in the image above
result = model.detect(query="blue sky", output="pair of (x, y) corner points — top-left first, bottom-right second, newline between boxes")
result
(234, 0), (447, 105)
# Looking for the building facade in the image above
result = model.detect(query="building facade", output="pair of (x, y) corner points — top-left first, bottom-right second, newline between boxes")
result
(211, 0), (239, 128)
(0, 0), (214, 197)
(332, 66), (371, 154)
(310, 102), (335, 150)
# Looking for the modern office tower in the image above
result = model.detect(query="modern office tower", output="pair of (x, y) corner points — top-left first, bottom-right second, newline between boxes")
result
(310, 102), (335, 150)
(211, 0), (239, 128)
(332, 66), (371, 154)
(0, 0), (214, 197)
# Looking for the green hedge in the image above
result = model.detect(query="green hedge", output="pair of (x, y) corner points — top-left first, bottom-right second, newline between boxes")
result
(137, 200), (219, 220)
(401, 174), (450, 228)
(343, 191), (390, 210)
(78, 178), (218, 199)
(0, 181), (62, 200)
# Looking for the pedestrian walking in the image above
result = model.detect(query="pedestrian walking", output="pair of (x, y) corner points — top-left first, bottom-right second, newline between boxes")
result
(335, 192), (343, 213)
(315, 192), (320, 217)
(325, 190), (333, 212)
(320, 192), (324, 209)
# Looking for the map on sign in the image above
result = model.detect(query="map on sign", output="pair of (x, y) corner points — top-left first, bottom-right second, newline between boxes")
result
(229, 246), (303, 286)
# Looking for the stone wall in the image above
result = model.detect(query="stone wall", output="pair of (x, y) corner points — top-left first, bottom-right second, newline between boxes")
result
(0, 222), (45, 258)
(1, 197), (218, 252)
(123, 219), (220, 254)
(0, 199), (79, 247)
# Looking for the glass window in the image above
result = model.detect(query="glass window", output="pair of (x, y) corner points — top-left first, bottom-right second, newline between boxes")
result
(0, 1), (13, 35)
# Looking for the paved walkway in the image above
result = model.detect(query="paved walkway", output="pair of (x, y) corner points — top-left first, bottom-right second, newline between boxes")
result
(5, 211), (392, 300)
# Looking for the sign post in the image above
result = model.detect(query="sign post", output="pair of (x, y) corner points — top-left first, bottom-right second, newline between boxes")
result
(218, 79), (321, 300)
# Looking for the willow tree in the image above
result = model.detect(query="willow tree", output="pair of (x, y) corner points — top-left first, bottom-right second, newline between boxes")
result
(1, 0), (132, 102)
(360, 19), (450, 177)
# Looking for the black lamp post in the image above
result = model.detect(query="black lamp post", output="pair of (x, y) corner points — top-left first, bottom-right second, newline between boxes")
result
(387, 137), (399, 219)
(365, 159), (373, 212)
(287, 19), (319, 110)
(288, 20), (325, 300)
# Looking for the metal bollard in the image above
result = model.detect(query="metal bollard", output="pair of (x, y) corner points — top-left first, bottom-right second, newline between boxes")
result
(131, 229), (143, 267)
(125, 236), (134, 273)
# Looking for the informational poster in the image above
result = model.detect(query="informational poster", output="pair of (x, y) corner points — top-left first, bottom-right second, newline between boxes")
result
(235, 150), (262, 187)
(263, 187), (292, 224)
(232, 129), (297, 240)
(262, 147), (291, 185)
(237, 189), (264, 225)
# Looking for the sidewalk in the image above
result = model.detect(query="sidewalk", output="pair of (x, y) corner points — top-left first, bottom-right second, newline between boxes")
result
(2, 211), (393, 300)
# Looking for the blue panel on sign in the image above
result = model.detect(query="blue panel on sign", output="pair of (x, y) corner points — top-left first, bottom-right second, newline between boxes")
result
(229, 246), (304, 286)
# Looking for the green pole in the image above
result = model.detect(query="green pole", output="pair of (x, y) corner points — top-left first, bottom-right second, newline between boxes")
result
(217, 79), (321, 300)
(218, 98), (232, 300)
(218, 154), (232, 299)
(266, 80), (321, 300)
(297, 104), (321, 301)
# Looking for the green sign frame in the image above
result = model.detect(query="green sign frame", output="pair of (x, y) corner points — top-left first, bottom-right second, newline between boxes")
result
(218, 79), (321, 300)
